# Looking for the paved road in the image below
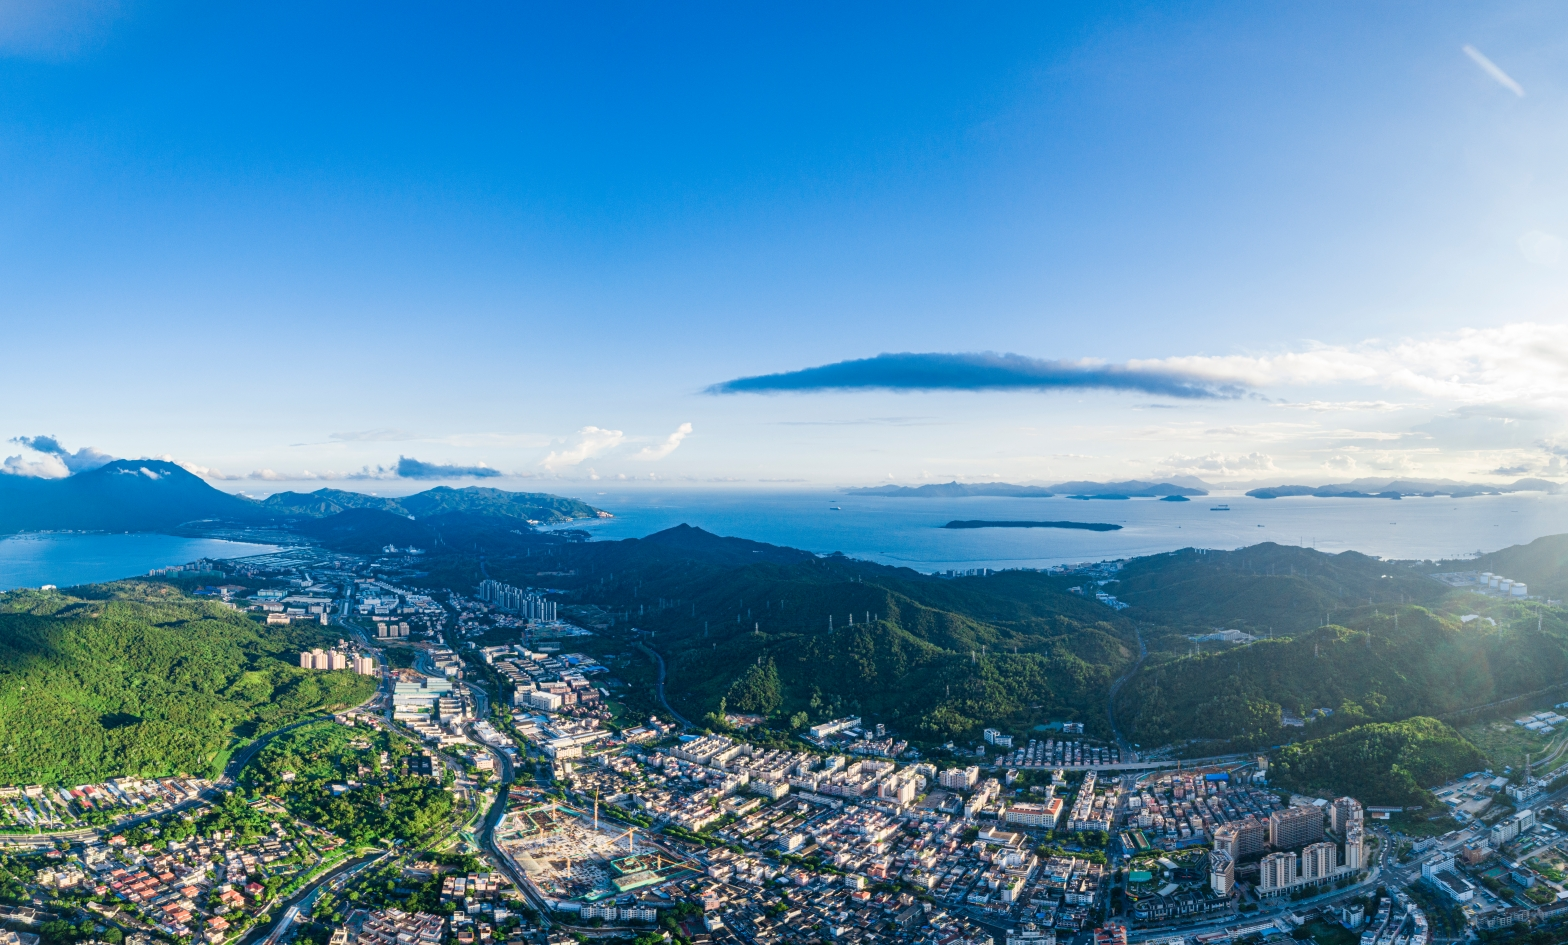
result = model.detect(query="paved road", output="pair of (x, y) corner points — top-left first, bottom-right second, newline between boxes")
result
(477, 740), (555, 928)
(1106, 627), (1147, 761)
(237, 851), (386, 945)
(0, 713), (336, 849)
(636, 643), (691, 729)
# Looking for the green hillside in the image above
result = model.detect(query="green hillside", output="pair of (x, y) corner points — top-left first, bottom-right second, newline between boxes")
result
(492, 529), (1140, 740)
(482, 531), (1489, 744)
(1270, 717), (1486, 807)
(1114, 603), (1568, 747)
(1111, 543), (1444, 638)
(0, 584), (375, 785)
(1455, 533), (1568, 602)
(244, 720), (453, 845)
(262, 485), (606, 525)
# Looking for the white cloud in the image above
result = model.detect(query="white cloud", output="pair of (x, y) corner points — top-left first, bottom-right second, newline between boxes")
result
(1157, 451), (1278, 479)
(540, 427), (624, 469)
(176, 461), (245, 481)
(1273, 401), (1408, 412)
(1141, 323), (1568, 406)
(1463, 44), (1525, 97)
(2, 436), (115, 477)
(1323, 454), (1357, 472)
(635, 422), (693, 461)
(0, 453), (69, 478)
(234, 466), (400, 482)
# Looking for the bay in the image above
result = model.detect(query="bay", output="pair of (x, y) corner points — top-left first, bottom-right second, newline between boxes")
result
(563, 489), (1568, 572)
(0, 533), (283, 591)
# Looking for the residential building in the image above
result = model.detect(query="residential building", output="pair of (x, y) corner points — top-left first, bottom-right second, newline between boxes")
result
(939, 767), (981, 791)
(1209, 850), (1234, 896)
(1268, 805), (1325, 850)
(1258, 851), (1295, 893)
(1330, 796), (1363, 834)
(1004, 799), (1063, 828)
(1212, 818), (1268, 860)
(1489, 809), (1535, 848)
(345, 909), (444, 945)
(1300, 841), (1337, 881)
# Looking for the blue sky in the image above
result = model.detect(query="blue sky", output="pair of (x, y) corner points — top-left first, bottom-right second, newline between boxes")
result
(6, 2), (1568, 491)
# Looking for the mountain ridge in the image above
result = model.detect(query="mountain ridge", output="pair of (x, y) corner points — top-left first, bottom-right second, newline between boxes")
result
(0, 467), (607, 536)
(846, 479), (1207, 498)
(1247, 477), (1562, 499)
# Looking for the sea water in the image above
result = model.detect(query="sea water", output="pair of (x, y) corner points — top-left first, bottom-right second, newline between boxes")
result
(3, 491), (1562, 588)
(0, 533), (282, 591)
(563, 489), (1568, 572)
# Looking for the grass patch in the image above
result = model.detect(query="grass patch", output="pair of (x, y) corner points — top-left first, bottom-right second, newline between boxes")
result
(1389, 811), (1462, 837)
(1458, 720), (1557, 772)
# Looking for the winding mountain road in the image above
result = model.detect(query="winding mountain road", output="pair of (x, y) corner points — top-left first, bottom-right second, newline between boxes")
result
(636, 642), (691, 730)
(1106, 627), (1147, 761)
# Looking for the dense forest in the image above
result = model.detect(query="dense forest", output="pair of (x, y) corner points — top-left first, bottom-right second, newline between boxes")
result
(466, 528), (1491, 747)
(517, 530), (1139, 740)
(245, 720), (453, 846)
(1111, 543), (1445, 637)
(1270, 717), (1488, 807)
(0, 584), (375, 785)
(1114, 602), (1568, 748)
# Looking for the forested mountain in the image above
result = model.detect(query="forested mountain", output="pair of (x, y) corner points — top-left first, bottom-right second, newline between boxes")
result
(1110, 543), (1444, 636)
(481, 527), (1139, 739)
(1247, 477), (1563, 499)
(1113, 605), (1568, 748)
(1270, 718), (1487, 807)
(0, 460), (265, 533)
(0, 466), (606, 537)
(1454, 533), (1568, 601)
(463, 528), (1568, 754)
(260, 485), (606, 524)
(0, 583), (374, 784)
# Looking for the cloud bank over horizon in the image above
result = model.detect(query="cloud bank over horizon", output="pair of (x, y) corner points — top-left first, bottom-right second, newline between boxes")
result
(17, 322), (1568, 491)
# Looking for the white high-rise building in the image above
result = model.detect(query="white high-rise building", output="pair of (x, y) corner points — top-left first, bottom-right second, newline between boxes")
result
(1209, 851), (1234, 896)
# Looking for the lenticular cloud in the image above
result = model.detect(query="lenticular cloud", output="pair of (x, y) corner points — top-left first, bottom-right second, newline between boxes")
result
(708, 352), (1244, 399)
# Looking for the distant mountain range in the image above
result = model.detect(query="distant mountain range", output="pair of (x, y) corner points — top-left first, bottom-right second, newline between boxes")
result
(0, 460), (266, 533)
(0, 462), (608, 536)
(846, 479), (1207, 498)
(1246, 477), (1563, 499)
(261, 486), (608, 524)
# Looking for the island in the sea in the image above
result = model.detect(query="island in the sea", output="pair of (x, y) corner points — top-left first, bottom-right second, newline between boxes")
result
(941, 519), (1121, 531)
(848, 479), (1206, 497)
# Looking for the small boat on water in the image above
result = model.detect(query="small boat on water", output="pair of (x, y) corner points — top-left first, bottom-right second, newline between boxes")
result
(830, 506), (842, 511)
(1210, 504), (1230, 511)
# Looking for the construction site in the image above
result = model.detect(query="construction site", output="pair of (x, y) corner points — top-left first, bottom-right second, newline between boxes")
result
(495, 800), (699, 905)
